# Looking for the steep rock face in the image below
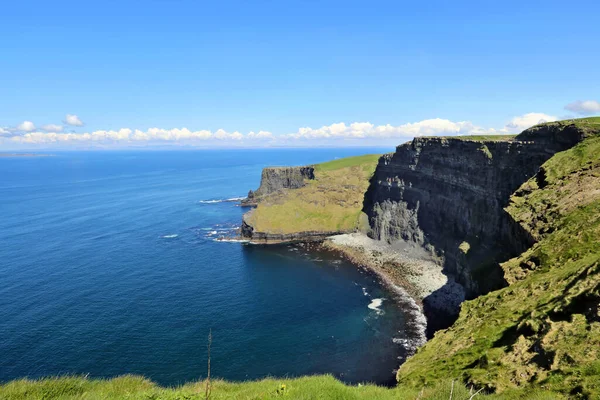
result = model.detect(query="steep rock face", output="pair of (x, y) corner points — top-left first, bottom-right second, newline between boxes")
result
(241, 166), (314, 206)
(396, 119), (600, 394)
(363, 123), (592, 299)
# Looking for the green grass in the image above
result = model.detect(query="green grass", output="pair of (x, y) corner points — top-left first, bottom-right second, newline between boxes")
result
(549, 116), (600, 128)
(397, 126), (600, 397)
(524, 116), (600, 137)
(0, 375), (563, 399)
(442, 135), (518, 142)
(246, 154), (381, 234)
(313, 154), (381, 172)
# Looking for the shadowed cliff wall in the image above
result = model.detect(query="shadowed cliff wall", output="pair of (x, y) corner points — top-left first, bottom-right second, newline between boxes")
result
(363, 123), (593, 304)
(242, 166), (314, 206)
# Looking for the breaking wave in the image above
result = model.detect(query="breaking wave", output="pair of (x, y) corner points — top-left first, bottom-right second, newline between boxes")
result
(198, 197), (245, 204)
(368, 298), (384, 312)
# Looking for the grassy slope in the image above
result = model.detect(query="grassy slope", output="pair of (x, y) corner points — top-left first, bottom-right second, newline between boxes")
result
(246, 154), (380, 234)
(397, 120), (600, 397)
(444, 134), (518, 142)
(0, 375), (562, 399)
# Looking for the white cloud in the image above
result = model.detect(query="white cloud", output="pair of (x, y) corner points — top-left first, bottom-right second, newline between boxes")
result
(8, 127), (276, 145)
(0, 127), (10, 135)
(247, 130), (274, 139)
(564, 100), (600, 115)
(41, 124), (64, 132)
(17, 121), (36, 132)
(284, 118), (500, 140)
(504, 113), (557, 132)
(64, 114), (84, 126)
(4, 112), (564, 148)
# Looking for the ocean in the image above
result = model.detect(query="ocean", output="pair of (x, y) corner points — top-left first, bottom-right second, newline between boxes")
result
(0, 149), (414, 386)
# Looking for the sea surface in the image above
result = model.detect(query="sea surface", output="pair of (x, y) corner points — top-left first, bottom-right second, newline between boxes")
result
(0, 149), (415, 386)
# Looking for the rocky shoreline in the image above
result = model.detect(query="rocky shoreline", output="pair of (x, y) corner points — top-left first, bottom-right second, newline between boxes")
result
(322, 233), (465, 336)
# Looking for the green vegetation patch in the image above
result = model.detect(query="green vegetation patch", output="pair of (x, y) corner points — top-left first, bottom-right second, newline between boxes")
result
(548, 116), (600, 130)
(246, 154), (381, 234)
(444, 135), (517, 142)
(313, 154), (382, 173)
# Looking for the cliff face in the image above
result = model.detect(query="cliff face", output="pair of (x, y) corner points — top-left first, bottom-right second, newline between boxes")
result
(363, 123), (594, 299)
(397, 118), (600, 394)
(241, 166), (315, 206)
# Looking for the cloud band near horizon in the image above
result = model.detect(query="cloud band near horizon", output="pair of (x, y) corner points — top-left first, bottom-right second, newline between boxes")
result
(0, 112), (560, 148)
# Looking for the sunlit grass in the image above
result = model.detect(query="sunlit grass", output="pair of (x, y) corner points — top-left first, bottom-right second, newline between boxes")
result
(0, 375), (564, 399)
(246, 154), (381, 234)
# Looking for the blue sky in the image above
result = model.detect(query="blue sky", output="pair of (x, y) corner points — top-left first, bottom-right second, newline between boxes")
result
(1, 0), (599, 149)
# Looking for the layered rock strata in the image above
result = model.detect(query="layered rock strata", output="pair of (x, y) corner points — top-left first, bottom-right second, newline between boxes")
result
(241, 166), (314, 206)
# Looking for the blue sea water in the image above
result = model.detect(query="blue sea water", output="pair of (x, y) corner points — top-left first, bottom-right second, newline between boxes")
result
(0, 149), (414, 386)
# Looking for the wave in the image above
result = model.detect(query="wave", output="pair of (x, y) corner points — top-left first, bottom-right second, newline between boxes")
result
(162, 234), (179, 238)
(213, 237), (250, 243)
(198, 197), (245, 204)
(368, 298), (384, 312)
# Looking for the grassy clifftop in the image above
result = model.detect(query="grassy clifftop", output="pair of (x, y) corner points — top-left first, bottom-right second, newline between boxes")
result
(396, 119), (600, 397)
(245, 154), (380, 234)
(0, 374), (562, 399)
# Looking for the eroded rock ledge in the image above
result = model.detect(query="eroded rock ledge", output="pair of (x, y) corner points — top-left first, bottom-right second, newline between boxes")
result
(241, 166), (315, 207)
(241, 210), (344, 244)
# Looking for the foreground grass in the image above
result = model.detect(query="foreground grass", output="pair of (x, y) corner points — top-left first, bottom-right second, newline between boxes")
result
(246, 154), (381, 234)
(0, 375), (563, 399)
(397, 123), (600, 397)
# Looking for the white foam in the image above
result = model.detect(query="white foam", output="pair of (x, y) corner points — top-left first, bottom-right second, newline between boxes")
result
(162, 234), (178, 238)
(368, 298), (384, 311)
(362, 287), (368, 296)
(198, 197), (245, 204)
(214, 238), (250, 243)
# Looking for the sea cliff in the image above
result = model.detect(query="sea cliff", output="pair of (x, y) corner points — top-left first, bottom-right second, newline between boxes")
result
(397, 117), (600, 394)
(240, 154), (380, 243)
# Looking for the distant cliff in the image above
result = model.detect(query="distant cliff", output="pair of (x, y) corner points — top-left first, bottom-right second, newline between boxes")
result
(241, 155), (380, 243)
(241, 166), (315, 207)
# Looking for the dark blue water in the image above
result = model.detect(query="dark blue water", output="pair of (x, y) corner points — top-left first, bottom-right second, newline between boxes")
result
(0, 149), (412, 386)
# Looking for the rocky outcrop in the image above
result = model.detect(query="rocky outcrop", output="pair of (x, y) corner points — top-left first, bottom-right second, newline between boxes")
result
(241, 210), (342, 244)
(241, 166), (315, 206)
(363, 122), (593, 303)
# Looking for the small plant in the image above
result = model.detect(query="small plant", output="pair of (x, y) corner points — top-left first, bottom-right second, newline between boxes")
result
(205, 329), (212, 400)
(276, 383), (287, 396)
